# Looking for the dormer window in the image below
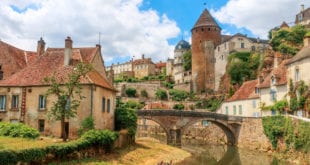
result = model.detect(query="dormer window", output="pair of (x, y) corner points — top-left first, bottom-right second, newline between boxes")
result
(271, 76), (276, 85)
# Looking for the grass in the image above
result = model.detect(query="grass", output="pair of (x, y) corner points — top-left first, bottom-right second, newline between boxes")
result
(0, 136), (62, 151)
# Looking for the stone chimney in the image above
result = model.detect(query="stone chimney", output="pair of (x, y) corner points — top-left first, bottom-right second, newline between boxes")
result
(303, 35), (310, 47)
(64, 36), (73, 66)
(37, 37), (45, 56)
(274, 52), (282, 68)
(301, 4), (305, 12)
(0, 65), (3, 80)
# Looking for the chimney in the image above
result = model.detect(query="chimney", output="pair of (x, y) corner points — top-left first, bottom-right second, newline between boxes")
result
(64, 36), (73, 66)
(37, 37), (45, 56)
(0, 65), (3, 80)
(301, 4), (305, 12)
(304, 35), (310, 47)
(274, 52), (282, 68)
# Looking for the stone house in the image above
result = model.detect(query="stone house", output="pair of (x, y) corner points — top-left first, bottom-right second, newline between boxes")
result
(214, 33), (268, 91)
(256, 57), (288, 116)
(132, 54), (155, 79)
(218, 80), (261, 117)
(155, 61), (166, 75)
(295, 4), (310, 28)
(106, 61), (134, 79)
(0, 37), (116, 139)
(286, 35), (310, 117)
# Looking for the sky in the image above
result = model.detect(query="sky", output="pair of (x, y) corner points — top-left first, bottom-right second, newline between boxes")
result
(1, 0), (310, 66)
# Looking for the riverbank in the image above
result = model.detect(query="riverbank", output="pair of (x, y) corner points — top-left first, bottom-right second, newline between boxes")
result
(52, 137), (191, 165)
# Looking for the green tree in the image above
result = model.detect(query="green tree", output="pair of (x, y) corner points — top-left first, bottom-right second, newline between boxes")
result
(44, 63), (92, 141)
(115, 107), (138, 139)
(125, 87), (137, 97)
(173, 103), (185, 110)
(183, 50), (191, 71)
(155, 89), (168, 100)
(140, 89), (148, 98)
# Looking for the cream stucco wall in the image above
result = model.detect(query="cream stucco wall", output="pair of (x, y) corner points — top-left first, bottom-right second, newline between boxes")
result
(287, 58), (310, 85)
(218, 98), (261, 117)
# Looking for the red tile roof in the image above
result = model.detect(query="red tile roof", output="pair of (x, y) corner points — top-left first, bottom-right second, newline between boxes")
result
(0, 40), (38, 79)
(0, 47), (114, 91)
(155, 62), (166, 68)
(143, 102), (170, 110)
(226, 79), (258, 102)
(257, 60), (288, 88)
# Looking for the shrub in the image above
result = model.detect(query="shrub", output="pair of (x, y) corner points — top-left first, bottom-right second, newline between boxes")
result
(140, 89), (148, 98)
(169, 89), (188, 101)
(77, 116), (95, 137)
(155, 89), (167, 100)
(0, 122), (39, 139)
(262, 116), (285, 149)
(173, 103), (184, 110)
(124, 100), (143, 109)
(115, 107), (138, 136)
(125, 88), (136, 97)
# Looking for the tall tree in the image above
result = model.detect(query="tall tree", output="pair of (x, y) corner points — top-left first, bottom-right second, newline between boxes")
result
(44, 63), (92, 141)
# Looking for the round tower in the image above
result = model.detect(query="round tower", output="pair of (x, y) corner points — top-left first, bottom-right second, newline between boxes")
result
(191, 9), (221, 93)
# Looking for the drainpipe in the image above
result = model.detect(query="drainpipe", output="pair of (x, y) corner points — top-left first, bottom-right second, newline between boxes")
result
(90, 85), (94, 116)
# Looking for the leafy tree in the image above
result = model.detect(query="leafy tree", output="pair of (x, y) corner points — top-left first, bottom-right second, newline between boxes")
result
(272, 100), (288, 112)
(123, 100), (144, 109)
(183, 50), (191, 71)
(125, 87), (137, 97)
(115, 107), (137, 138)
(168, 89), (188, 101)
(44, 63), (92, 141)
(270, 25), (308, 57)
(155, 89), (168, 100)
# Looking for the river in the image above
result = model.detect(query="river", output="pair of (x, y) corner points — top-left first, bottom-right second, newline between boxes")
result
(136, 131), (289, 165)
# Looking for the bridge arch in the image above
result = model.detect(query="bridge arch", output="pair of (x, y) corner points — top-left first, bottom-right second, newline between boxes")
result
(181, 118), (240, 145)
(137, 116), (170, 142)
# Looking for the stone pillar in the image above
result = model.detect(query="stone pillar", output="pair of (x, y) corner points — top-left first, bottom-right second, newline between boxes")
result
(167, 129), (182, 147)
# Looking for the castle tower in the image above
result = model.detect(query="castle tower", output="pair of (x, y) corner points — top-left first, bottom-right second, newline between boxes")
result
(191, 9), (221, 93)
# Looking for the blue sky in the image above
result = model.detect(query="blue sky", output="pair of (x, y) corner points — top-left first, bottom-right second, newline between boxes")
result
(1, 0), (310, 66)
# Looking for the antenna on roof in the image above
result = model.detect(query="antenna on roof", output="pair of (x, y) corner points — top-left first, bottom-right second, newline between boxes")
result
(98, 32), (101, 45)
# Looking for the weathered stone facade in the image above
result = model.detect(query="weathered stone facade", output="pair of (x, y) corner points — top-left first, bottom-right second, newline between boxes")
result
(191, 9), (221, 93)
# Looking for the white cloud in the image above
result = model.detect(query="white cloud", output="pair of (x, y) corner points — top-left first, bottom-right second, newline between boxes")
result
(0, 0), (180, 65)
(212, 0), (310, 38)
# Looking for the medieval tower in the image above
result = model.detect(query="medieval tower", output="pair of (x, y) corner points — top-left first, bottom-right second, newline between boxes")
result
(191, 9), (221, 92)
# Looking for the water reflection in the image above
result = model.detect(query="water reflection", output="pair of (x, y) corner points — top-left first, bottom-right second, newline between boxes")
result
(136, 132), (289, 165)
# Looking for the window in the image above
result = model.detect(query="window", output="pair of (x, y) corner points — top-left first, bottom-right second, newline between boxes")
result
(255, 87), (260, 94)
(233, 105), (236, 115)
(107, 99), (111, 113)
(38, 95), (46, 110)
(38, 120), (45, 132)
(241, 43), (245, 48)
(270, 90), (276, 101)
(252, 100), (257, 108)
(65, 98), (71, 110)
(251, 46), (256, 51)
(0, 95), (6, 111)
(295, 68), (300, 81)
(271, 76), (276, 85)
(225, 106), (229, 115)
(102, 97), (106, 112)
(11, 95), (19, 109)
(238, 105), (242, 115)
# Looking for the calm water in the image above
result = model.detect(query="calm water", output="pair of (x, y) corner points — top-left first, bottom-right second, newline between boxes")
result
(136, 133), (288, 165)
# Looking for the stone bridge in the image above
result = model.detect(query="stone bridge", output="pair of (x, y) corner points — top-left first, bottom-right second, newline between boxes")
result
(137, 110), (243, 147)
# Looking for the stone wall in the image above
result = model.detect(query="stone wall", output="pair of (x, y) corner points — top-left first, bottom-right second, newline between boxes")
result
(237, 117), (271, 150)
(114, 82), (162, 98)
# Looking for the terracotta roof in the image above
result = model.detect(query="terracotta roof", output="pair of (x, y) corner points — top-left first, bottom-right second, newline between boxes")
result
(0, 47), (114, 90)
(0, 40), (38, 79)
(280, 21), (289, 28)
(226, 80), (258, 102)
(143, 102), (170, 110)
(257, 60), (288, 88)
(192, 9), (221, 29)
(155, 62), (166, 68)
(286, 45), (310, 65)
(133, 58), (154, 65)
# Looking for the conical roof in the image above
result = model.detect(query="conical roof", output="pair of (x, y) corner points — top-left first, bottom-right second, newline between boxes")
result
(193, 9), (221, 29)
